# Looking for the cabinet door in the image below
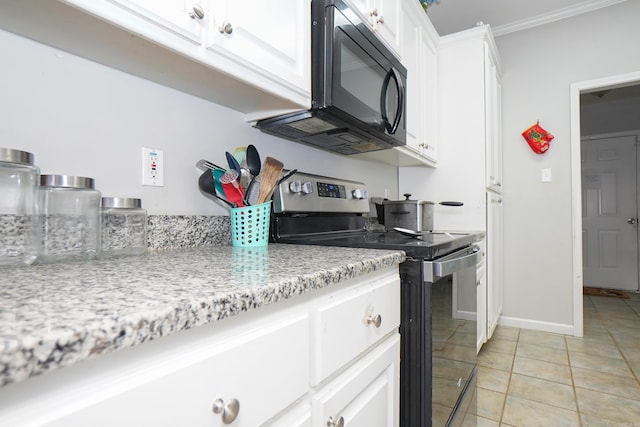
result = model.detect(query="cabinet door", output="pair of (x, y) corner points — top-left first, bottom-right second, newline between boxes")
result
(401, 1), (421, 153)
(310, 274), (400, 385)
(46, 314), (309, 427)
(207, 0), (309, 95)
(107, 0), (204, 42)
(476, 257), (487, 352)
(399, 0), (437, 163)
(371, 0), (401, 58)
(485, 43), (503, 192)
(312, 335), (400, 427)
(419, 22), (438, 162)
(487, 192), (503, 340)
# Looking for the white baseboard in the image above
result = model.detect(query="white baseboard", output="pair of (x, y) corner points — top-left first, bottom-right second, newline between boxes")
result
(498, 316), (577, 336)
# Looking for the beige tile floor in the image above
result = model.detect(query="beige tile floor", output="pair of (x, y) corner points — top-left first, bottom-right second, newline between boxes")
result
(473, 291), (640, 426)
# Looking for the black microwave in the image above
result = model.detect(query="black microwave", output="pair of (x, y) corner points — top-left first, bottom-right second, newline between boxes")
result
(255, 0), (407, 155)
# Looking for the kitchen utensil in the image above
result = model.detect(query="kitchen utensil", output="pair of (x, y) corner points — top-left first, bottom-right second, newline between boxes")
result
(246, 175), (261, 205)
(219, 169), (247, 207)
(232, 146), (247, 168)
(195, 159), (226, 172)
(257, 157), (284, 204)
(393, 227), (426, 238)
(212, 168), (226, 197)
(246, 145), (261, 176)
(198, 170), (234, 208)
(226, 151), (241, 174)
(245, 144), (261, 196)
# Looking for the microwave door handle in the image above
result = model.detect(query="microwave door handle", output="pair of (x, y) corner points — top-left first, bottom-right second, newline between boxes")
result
(380, 67), (404, 134)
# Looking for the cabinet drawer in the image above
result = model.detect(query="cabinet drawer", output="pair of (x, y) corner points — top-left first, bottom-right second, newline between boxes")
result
(311, 334), (400, 427)
(46, 314), (309, 427)
(310, 274), (400, 385)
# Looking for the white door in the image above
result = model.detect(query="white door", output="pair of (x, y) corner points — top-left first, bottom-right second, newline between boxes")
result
(582, 134), (639, 291)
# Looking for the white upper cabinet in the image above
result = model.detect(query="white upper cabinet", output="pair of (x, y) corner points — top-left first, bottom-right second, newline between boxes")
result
(0, 0), (311, 119)
(484, 44), (503, 193)
(106, 0), (205, 43)
(345, 0), (402, 58)
(206, 0), (310, 115)
(401, 0), (439, 164)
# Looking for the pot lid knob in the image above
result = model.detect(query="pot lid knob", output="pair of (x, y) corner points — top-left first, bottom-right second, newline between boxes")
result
(403, 193), (412, 200)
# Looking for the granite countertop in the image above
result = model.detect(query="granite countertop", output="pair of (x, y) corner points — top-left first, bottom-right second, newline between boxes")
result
(0, 244), (405, 388)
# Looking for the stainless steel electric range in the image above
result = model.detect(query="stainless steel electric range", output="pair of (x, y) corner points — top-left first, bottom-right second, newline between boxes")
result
(270, 172), (483, 427)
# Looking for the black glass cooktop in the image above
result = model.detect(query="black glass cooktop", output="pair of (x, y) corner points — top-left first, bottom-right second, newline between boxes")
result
(276, 230), (476, 260)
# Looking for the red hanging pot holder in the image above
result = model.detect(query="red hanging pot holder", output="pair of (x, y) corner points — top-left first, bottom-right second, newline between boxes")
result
(522, 121), (554, 154)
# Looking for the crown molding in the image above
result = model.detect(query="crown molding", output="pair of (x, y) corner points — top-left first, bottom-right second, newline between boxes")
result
(492, 0), (627, 37)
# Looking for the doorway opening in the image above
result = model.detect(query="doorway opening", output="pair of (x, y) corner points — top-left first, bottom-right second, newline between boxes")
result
(570, 72), (640, 337)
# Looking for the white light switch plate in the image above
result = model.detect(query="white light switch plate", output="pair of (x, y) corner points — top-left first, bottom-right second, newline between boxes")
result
(541, 168), (552, 183)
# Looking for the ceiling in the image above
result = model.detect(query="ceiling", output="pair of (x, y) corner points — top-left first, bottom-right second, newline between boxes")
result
(425, 0), (638, 105)
(425, 0), (627, 37)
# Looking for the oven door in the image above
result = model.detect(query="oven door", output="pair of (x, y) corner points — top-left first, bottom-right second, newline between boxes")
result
(324, 2), (406, 143)
(429, 245), (482, 427)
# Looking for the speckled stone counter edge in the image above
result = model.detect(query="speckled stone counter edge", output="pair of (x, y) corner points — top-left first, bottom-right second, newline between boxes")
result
(0, 246), (405, 388)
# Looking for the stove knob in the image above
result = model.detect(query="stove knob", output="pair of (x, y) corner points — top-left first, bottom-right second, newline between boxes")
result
(301, 181), (314, 194)
(289, 180), (302, 193)
(352, 189), (368, 199)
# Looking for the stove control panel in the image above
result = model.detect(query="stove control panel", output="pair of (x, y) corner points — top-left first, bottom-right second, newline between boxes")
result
(273, 171), (370, 214)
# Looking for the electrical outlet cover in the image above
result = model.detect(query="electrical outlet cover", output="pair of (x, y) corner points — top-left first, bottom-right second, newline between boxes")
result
(142, 147), (164, 186)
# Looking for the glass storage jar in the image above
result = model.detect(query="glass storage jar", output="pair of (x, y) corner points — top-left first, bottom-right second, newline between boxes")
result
(100, 197), (147, 258)
(0, 148), (39, 267)
(38, 175), (101, 263)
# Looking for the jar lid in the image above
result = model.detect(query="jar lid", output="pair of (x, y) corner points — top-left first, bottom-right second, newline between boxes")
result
(40, 174), (95, 189)
(0, 148), (35, 165)
(101, 197), (142, 209)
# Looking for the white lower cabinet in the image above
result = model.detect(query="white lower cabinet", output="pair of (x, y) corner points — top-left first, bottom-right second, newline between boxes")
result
(310, 273), (400, 385)
(46, 313), (310, 427)
(487, 192), (503, 340)
(0, 267), (401, 427)
(311, 335), (400, 427)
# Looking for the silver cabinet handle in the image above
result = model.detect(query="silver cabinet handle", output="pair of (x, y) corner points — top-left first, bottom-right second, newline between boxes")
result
(188, 4), (205, 20)
(219, 21), (233, 34)
(369, 8), (378, 16)
(628, 218), (637, 225)
(327, 416), (345, 427)
(212, 398), (240, 424)
(376, 16), (384, 24)
(365, 314), (382, 328)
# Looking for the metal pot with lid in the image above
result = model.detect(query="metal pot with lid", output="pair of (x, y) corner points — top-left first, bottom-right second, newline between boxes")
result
(382, 193), (434, 232)
(379, 193), (463, 232)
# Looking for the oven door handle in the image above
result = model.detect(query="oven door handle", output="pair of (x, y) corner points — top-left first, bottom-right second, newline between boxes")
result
(423, 244), (483, 282)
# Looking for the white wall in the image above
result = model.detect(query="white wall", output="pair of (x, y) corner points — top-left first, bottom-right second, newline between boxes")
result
(0, 29), (398, 215)
(496, 0), (640, 328)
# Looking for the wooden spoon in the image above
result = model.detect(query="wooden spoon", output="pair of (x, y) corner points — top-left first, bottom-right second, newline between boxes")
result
(256, 157), (284, 204)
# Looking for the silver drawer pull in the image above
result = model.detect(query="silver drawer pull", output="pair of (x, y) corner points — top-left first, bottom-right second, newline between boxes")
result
(327, 415), (345, 427)
(219, 21), (233, 34)
(365, 314), (382, 328)
(188, 4), (205, 20)
(212, 398), (240, 424)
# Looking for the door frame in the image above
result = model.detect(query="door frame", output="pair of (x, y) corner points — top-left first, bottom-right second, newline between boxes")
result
(570, 71), (640, 337)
